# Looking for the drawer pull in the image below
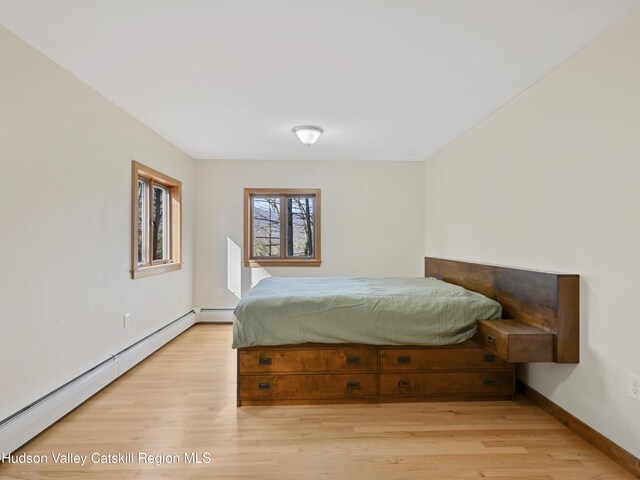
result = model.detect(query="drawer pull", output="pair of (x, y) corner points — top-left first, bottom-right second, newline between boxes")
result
(346, 381), (360, 389)
(398, 380), (411, 388)
(397, 356), (411, 364)
(346, 356), (361, 365)
(483, 379), (495, 385)
(484, 354), (496, 362)
(258, 382), (271, 390)
(258, 357), (272, 365)
(486, 335), (496, 345)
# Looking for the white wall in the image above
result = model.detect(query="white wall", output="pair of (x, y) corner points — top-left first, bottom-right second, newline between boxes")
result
(0, 26), (195, 421)
(194, 160), (424, 308)
(424, 12), (640, 457)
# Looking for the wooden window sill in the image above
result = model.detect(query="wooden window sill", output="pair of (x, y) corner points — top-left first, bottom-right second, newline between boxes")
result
(131, 262), (182, 279)
(244, 259), (322, 268)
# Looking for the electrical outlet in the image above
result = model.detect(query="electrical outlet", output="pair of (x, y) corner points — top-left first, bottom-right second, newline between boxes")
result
(628, 372), (640, 401)
(123, 313), (131, 329)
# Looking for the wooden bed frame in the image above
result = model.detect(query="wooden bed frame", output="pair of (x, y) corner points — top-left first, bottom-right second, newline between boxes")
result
(236, 257), (579, 406)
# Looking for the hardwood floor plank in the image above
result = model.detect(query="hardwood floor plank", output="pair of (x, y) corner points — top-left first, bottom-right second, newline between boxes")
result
(0, 325), (635, 479)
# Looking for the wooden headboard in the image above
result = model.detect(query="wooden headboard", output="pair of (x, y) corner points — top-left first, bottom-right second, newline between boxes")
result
(425, 257), (579, 364)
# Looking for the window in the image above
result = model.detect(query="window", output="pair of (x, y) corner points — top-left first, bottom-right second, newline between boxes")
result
(244, 188), (321, 267)
(131, 161), (182, 278)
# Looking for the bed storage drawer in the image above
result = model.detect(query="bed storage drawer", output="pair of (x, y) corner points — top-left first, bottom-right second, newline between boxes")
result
(239, 374), (378, 399)
(380, 371), (514, 396)
(379, 348), (509, 371)
(237, 343), (515, 405)
(238, 347), (377, 373)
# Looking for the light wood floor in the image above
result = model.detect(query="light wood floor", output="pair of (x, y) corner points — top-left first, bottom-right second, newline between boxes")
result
(1, 324), (634, 479)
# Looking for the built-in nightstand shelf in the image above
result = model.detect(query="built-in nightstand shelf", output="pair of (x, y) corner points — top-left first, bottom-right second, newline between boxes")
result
(477, 319), (554, 363)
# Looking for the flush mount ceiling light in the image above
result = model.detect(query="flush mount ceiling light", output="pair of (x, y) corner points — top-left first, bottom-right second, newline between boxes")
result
(292, 125), (324, 146)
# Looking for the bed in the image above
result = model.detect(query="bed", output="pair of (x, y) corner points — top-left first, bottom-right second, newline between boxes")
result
(235, 257), (579, 406)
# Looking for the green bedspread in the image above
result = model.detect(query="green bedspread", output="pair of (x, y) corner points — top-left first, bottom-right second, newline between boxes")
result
(232, 277), (501, 349)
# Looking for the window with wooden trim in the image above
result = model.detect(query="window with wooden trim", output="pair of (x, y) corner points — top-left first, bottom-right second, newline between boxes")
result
(131, 161), (182, 279)
(244, 188), (321, 267)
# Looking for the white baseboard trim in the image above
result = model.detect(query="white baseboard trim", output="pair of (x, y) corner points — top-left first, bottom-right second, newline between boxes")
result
(0, 311), (196, 457)
(197, 308), (234, 323)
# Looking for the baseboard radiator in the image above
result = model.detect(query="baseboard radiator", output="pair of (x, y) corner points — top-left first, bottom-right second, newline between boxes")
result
(0, 311), (196, 457)
(197, 308), (234, 323)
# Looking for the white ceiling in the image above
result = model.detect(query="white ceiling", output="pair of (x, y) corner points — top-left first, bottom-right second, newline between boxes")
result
(1, 1), (639, 161)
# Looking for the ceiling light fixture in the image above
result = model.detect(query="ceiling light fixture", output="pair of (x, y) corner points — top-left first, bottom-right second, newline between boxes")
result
(292, 125), (324, 146)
